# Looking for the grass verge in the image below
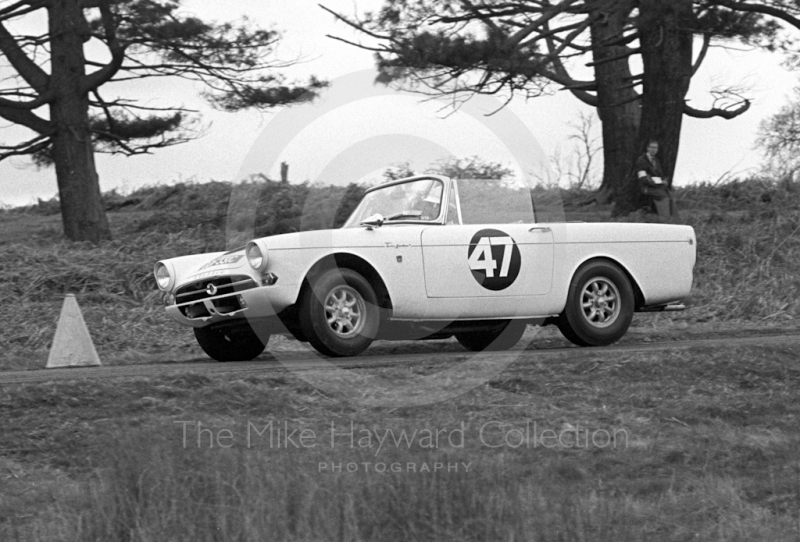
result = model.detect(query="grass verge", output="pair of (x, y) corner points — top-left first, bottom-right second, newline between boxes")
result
(1, 342), (799, 540)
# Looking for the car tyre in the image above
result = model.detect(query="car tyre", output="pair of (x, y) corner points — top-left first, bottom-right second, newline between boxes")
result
(194, 325), (267, 362)
(299, 268), (380, 357)
(455, 320), (526, 352)
(557, 260), (634, 347)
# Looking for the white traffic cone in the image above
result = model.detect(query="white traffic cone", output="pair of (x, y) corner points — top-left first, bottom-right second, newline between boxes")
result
(46, 294), (101, 368)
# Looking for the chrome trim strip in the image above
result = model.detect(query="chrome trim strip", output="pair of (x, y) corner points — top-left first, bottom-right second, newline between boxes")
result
(364, 174), (449, 194)
(175, 277), (256, 299)
(174, 290), (247, 308)
(453, 178), (463, 225)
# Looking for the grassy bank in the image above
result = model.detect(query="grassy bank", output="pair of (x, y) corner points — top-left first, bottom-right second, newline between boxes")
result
(1, 342), (799, 540)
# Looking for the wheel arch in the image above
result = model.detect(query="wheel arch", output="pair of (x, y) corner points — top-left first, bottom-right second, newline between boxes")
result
(570, 256), (645, 311)
(300, 253), (394, 315)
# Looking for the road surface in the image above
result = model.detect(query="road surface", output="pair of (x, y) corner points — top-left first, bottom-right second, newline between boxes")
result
(1, 331), (798, 386)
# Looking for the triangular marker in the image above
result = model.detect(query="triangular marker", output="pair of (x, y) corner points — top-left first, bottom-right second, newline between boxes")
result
(46, 294), (101, 368)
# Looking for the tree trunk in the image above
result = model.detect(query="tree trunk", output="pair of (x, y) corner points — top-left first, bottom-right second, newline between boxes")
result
(48, 0), (111, 243)
(616, 0), (694, 215)
(588, 0), (641, 206)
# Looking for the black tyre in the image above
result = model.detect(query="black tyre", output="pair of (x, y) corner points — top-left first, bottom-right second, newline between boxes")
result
(299, 268), (380, 357)
(194, 324), (267, 362)
(557, 260), (634, 347)
(455, 320), (526, 352)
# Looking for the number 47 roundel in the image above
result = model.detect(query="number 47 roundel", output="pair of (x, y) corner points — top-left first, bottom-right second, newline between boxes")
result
(467, 229), (522, 291)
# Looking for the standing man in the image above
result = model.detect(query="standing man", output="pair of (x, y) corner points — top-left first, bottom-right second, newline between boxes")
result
(635, 140), (676, 217)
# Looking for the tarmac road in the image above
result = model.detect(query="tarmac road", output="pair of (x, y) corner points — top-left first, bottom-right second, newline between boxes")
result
(2, 331), (798, 386)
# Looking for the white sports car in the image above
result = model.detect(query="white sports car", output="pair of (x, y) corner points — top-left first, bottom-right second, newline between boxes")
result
(154, 175), (696, 360)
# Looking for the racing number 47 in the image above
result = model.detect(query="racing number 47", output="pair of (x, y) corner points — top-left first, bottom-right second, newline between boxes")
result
(468, 236), (514, 278)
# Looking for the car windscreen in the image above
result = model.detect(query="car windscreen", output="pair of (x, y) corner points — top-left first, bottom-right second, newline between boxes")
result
(343, 178), (444, 227)
(456, 178), (535, 224)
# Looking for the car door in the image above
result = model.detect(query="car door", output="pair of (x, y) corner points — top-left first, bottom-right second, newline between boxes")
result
(420, 224), (554, 303)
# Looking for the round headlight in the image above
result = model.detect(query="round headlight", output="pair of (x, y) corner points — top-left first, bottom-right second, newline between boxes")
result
(153, 261), (174, 291)
(246, 241), (269, 272)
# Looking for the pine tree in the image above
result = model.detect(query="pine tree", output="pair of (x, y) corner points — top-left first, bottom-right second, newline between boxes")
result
(0, 0), (325, 242)
(324, 0), (792, 214)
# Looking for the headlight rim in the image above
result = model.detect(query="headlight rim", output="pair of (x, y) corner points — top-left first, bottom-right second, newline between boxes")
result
(153, 260), (175, 291)
(246, 240), (269, 273)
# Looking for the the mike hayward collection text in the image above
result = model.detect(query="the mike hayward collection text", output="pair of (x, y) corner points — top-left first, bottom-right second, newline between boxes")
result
(174, 420), (629, 452)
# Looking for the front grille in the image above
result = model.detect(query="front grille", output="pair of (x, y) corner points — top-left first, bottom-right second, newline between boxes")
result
(176, 275), (257, 304)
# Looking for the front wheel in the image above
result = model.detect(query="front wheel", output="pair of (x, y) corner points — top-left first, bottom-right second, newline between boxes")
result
(194, 324), (267, 362)
(299, 268), (380, 357)
(455, 320), (526, 352)
(557, 260), (634, 347)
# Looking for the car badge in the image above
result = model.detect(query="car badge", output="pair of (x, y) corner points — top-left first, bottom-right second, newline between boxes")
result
(206, 283), (218, 296)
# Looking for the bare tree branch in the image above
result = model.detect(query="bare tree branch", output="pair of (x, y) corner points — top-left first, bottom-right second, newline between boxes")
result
(684, 98), (751, 119)
(0, 20), (49, 91)
(318, 3), (395, 42)
(0, 0), (47, 21)
(324, 34), (387, 53)
(0, 133), (50, 159)
(711, 1), (800, 31)
(81, 0), (127, 93)
(0, 105), (52, 133)
(543, 26), (599, 106)
(0, 90), (54, 109)
(506, 0), (580, 50)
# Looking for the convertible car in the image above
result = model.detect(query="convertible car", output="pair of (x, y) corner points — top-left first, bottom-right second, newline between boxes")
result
(154, 175), (696, 360)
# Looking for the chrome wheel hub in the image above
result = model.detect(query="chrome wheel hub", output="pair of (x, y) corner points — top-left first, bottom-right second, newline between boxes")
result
(580, 278), (620, 328)
(324, 286), (366, 338)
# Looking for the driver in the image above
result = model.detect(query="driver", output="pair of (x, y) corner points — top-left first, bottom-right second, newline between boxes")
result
(418, 184), (442, 220)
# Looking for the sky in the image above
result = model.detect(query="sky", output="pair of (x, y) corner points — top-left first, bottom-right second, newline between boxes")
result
(0, 0), (798, 207)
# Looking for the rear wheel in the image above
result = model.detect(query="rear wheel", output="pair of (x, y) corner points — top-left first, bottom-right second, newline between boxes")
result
(455, 320), (526, 352)
(299, 268), (379, 357)
(194, 324), (267, 362)
(557, 260), (634, 346)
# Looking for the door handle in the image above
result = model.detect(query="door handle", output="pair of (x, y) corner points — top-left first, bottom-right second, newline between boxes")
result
(528, 226), (551, 233)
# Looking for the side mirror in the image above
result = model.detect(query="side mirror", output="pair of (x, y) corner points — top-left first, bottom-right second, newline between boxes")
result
(360, 213), (385, 229)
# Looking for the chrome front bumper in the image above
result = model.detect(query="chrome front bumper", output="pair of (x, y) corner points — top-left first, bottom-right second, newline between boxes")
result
(165, 281), (298, 328)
